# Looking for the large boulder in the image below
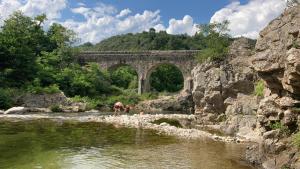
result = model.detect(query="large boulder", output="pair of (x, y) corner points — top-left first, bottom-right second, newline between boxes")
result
(21, 92), (69, 108)
(136, 92), (194, 113)
(252, 5), (300, 95)
(192, 37), (258, 120)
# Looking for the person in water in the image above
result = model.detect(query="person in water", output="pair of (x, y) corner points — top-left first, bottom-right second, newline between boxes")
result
(113, 102), (124, 116)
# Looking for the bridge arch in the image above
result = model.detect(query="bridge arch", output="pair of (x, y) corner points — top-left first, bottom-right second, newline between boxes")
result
(143, 62), (185, 93)
(77, 50), (198, 94)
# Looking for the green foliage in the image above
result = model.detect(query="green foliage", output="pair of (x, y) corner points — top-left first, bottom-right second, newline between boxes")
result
(77, 28), (214, 51)
(50, 105), (63, 112)
(292, 132), (300, 148)
(269, 121), (290, 136)
(150, 64), (184, 92)
(152, 118), (182, 128)
(0, 88), (14, 110)
(26, 80), (60, 94)
(56, 63), (112, 97)
(140, 93), (158, 101)
(292, 40), (300, 49)
(110, 66), (138, 89)
(255, 80), (265, 97)
(0, 12), (45, 87)
(71, 96), (103, 110)
(195, 21), (231, 63)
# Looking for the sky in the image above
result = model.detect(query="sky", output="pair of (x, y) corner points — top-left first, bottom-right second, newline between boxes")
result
(0, 0), (287, 44)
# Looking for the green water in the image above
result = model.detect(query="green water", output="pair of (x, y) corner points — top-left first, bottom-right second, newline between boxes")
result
(0, 119), (254, 169)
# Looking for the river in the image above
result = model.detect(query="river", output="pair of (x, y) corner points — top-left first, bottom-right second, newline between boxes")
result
(0, 118), (255, 169)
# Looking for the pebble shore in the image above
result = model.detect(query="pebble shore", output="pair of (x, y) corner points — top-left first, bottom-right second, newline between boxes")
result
(0, 114), (248, 143)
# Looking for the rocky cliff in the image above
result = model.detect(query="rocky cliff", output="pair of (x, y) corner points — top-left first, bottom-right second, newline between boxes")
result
(192, 5), (300, 169)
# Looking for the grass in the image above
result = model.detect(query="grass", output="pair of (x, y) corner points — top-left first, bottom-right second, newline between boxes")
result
(268, 121), (290, 136)
(151, 118), (183, 128)
(254, 80), (265, 97)
(292, 132), (300, 148)
(50, 105), (63, 112)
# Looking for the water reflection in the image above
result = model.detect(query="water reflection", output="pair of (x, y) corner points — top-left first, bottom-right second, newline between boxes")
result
(0, 120), (253, 169)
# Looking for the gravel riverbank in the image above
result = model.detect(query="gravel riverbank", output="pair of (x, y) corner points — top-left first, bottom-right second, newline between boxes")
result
(0, 113), (253, 143)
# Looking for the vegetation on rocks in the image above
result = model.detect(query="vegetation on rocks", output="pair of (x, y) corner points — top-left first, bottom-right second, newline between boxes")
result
(292, 132), (300, 148)
(254, 80), (265, 97)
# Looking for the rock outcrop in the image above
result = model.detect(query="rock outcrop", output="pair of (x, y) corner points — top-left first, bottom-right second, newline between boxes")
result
(192, 37), (258, 125)
(136, 92), (194, 113)
(20, 92), (69, 108)
(192, 5), (300, 169)
(248, 5), (300, 169)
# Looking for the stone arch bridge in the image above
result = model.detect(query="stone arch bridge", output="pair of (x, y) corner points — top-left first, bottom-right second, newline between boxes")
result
(77, 51), (199, 94)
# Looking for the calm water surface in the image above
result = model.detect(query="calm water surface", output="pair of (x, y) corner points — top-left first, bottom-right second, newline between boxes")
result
(0, 119), (254, 169)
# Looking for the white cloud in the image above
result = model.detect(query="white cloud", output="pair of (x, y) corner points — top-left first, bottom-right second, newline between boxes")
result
(211, 0), (286, 39)
(0, 0), (66, 25)
(0, 0), (22, 25)
(63, 6), (163, 44)
(20, 0), (67, 20)
(117, 8), (132, 18)
(166, 15), (198, 36)
(0, 0), (202, 44)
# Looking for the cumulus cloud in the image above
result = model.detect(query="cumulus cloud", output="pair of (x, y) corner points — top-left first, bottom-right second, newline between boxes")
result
(117, 8), (132, 18)
(63, 7), (163, 44)
(0, 0), (200, 44)
(0, 0), (22, 25)
(211, 0), (286, 39)
(166, 15), (198, 36)
(0, 0), (66, 25)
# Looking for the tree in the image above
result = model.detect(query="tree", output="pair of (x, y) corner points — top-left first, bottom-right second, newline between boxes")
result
(0, 12), (46, 87)
(195, 21), (232, 63)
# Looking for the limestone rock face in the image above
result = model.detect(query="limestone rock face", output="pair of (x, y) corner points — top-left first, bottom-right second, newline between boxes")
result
(21, 92), (69, 108)
(136, 92), (194, 113)
(192, 37), (258, 118)
(252, 5), (300, 94)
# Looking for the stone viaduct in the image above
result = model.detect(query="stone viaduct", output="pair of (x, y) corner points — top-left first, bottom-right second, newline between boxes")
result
(77, 50), (199, 94)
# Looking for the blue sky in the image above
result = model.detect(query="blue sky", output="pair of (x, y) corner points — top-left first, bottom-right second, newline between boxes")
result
(66, 0), (248, 24)
(0, 0), (287, 44)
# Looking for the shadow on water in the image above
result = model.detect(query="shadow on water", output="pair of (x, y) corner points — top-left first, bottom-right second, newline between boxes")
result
(0, 119), (255, 169)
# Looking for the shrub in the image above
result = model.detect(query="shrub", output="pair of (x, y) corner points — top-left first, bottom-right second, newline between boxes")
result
(269, 121), (290, 136)
(71, 96), (103, 110)
(292, 132), (300, 148)
(26, 79), (60, 94)
(0, 88), (14, 109)
(254, 80), (265, 97)
(50, 105), (63, 112)
(140, 93), (158, 101)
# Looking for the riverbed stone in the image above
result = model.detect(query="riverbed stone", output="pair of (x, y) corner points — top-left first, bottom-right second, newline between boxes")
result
(4, 107), (28, 114)
(0, 110), (4, 114)
(263, 129), (280, 140)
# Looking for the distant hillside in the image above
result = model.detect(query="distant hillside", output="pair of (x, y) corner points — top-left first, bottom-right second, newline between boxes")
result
(77, 29), (210, 51)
